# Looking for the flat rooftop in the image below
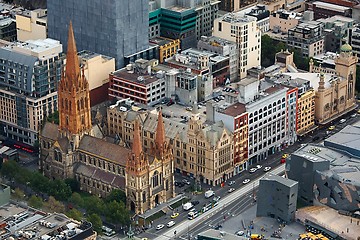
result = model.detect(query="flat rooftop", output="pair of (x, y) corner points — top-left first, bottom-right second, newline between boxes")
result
(221, 102), (246, 117)
(283, 72), (342, 91)
(78, 50), (113, 61)
(262, 173), (298, 188)
(149, 37), (173, 46)
(313, 1), (351, 12)
(112, 69), (162, 85)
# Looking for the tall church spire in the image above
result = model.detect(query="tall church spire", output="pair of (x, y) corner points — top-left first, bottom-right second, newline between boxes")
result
(58, 22), (92, 139)
(65, 22), (80, 82)
(155, 109), (166, 148)
(132, 120), (142, 158)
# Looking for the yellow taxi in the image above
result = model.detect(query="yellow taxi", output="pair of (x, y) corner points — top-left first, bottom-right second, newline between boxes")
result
(328, 125), (335, 131)
(171, 212), (179, 219)
(282, 153), (289, 159)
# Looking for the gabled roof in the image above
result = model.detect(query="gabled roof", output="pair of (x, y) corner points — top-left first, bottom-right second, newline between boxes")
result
(203, 121), (231, 147)
(41, 122), (59, 140)
(78, 135), (130, 166)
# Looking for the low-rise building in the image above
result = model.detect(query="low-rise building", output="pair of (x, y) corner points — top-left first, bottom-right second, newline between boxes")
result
(78, 50), (115, 106)
(287, 20), (325, 58)
(149, 37), (180, 63)
(257, 173), (298, 223)
(0, 39), (64, 146)
(197, 36), (238, 82)
(16, 9), (47, 41)
(269, 9), (302, 34)
(308, 1), (352, 20)
(245, 5), (270, 33)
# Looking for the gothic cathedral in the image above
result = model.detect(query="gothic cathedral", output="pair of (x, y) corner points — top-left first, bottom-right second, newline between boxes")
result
(39, 23), (174, 214)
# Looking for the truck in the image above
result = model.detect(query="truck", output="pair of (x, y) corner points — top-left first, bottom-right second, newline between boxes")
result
(183, 202), (193, 211)
(205, 190), (214, 199)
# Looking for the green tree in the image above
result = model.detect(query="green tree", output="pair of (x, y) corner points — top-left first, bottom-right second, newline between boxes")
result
(65, 178), (80, 192)
(87, 213), (102, 233)
(44, 196), (65, 213)
(69, 192), (84, 208)
(28, 195), (43, 209)
(12, 188), (26, 200)
(105, 200), (130, 225)
(292, 48), (310, 71)
(48, 179), (72, 201)
(84, 195), (104, 215)
(66, 208), (83, 221)
(0, 160), (18, 179)
(47, 111), (59, 124)
(105, 189), (126, 204)
(30, 172), (50, 193)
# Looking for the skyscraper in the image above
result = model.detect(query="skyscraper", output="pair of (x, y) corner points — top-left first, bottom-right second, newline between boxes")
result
(47, 0), (149, 68)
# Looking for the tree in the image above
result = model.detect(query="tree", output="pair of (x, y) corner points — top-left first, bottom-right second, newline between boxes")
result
(105, 189), (126, 204)
(66, 208), (83, 221)
(47, 111), (59, 124)
(30, 172), (50, 193)
(48, 179), (72, 201)
(84, 195), (104, 215)
(105, 200), (130, 225)
(28, 195), (43, 209)
(87, 213), (102, 233)
(65, 178), (80, 192)
(12, 188), (25, 200)
(69, 192), (84, 208)
(0, 160), (18, 179)
(44, 196), (65, 213)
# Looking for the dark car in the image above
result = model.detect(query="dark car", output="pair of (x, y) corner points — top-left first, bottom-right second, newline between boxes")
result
(312, 136), (320, 142)
(214, 224), (222, 230)
(191, 201), (200, 206)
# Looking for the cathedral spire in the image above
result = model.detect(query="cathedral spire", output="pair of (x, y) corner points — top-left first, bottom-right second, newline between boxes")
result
(155, 109), (166, 148)
(65, 21), (80, 82)
(132, 120), (142, 158)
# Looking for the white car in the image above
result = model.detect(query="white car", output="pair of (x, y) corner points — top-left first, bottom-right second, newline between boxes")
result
(236, 230), (245, 236)
(264, 166), (272, 172)
(228, 188), (235, 193)
(182, 179), (191, 185)
(256, 165), (262, 169)
(167, 221), (175, 228)
(339, 119), (346, 123)
(249, 168), (257, 173)
(156, 224), (165, 230)
(351, 113), (357, 118)
(228, 180), (235, 186)
(242, 179), (250, 184)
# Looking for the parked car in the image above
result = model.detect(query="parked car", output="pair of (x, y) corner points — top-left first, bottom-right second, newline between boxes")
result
(228, 188), (235, 193)
(182, 179), (191, 185)
(228, 180), (235, 186)
(214, 224), (222, 230)
(242, 179), (250, 184)
(256, 165), (262, 169)
(236, 230), (244, 236)
(156, 224), (165, 230)
(249, 168), (257, 173)
(263, 166), (272, 172)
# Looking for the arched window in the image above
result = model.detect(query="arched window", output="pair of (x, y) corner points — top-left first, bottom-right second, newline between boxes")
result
(142, 191), (146, 203)
(152, 171), (159, 188)
(81, 98), (84, 109)
(77, 100), (80, 111)
(65, 99), (68, 110)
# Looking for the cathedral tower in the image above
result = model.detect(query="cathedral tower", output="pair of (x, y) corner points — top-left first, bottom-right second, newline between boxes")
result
(126, 120), (150, 214)
(58, 22), (92, 146)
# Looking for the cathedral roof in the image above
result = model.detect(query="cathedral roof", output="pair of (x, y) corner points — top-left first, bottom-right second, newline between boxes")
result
(41, 122), (59, 140)
(65, 21), (80, 81)
(132, 120), (142, 158)
(74, 163), (125, 189)
(78, 135), (130, 166)
(155, 110), (166, 147)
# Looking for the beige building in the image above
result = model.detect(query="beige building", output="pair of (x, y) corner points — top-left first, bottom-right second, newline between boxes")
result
(77, 50), (115, 106)
(269, 10), (302, 33)
(16, 9), (47, 41)
(108, 105), (235, 186)
(297, 89), (316, 135)
(213, 13), (261, 79)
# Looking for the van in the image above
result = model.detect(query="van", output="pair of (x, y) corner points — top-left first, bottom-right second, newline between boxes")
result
(205, 190), (214, 199)
(183, 202), (193, 211)
(167, 221), (175, 228)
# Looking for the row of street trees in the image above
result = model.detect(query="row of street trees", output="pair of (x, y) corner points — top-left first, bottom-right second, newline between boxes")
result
(0, 160), (130, 233)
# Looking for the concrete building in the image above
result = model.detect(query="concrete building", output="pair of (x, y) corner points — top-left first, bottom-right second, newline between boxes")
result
(109, 59), (166, 106)
(349, 25), (360, 62)
(0, 202), (96, 239)
(149, 37), (180, 63)
(269, 10), (302, 34)
(245, 5), (270, 34)
(287, 140), (360, 211)
(219, 0), (257, 12)
(214, 102), (248, 174)
(257, 173), (298, 223)
(308, 1), (352, 20)
(0, 16), (16, 41)
(213, 13), (261, 79)
(47, 0), (149, 68)
(287, 20), (325, 58)
(16, 9), (47, 41)
(78, 50), (115, 106)
(0, 38), (64, 146)
(197, 36), (238, 82)
(319, 15), (354, 53)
